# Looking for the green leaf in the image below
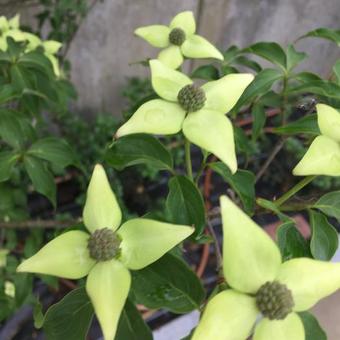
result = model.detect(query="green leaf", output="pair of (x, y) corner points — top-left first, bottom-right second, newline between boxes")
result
(209, 162), (255, 214)
(0, 84), (18, 104)
(0, 151), (19, 182)
(233, 69), (283, 112)
(223, 45), (239, 63)
(42, 287), (93, 340)
(298, 312), (327, 340)
(277, 221), (311, 261)
(233, 56), (262, 72)
(314, 191), (340, 221)
(0, 110), (32, 148)
(299, 28), (340, 46)
(333, 59), (340, 84)
(166, 175), (205, 236)
(272, 114), (320, 135)
(309, 210), (338, 261)
(131, 253), (205, 314)
(28, 137), (78, 169)
(292, 72), (322, 83)
(10, 64), (33, 92)
(18, 51), (54, 77)
(256, 198), (291, 222)
(24, 155), (56, 207)
(191, 65), (219, 80)
(234, 126), (255, 156)
(242, 42), (287, 69)
(251, 102), (266, 140)
(115, 299), (152, 340)
(287, 80), (340, 99)
(286, 45), (307, 71)
(106, 133), (173, 171)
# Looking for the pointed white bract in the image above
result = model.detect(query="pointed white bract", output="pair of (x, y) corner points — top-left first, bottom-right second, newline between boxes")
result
(293, 104), (340, 176)
(17, 164), (193, 340)
(192, 195), (340, 340)
(135, 11), (223, 69)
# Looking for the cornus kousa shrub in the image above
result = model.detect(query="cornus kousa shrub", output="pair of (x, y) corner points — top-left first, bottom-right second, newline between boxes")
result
(2, 9), (340, 340)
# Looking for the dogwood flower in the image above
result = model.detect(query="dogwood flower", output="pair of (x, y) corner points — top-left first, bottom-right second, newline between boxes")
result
(24, 33), (62, 76)
(135, 11), (223, 69)
(293, 103), (340, 176)
(0, 14), (25, 51)
(116, 59), (253, 173)
(193, 195), (340, 340)
(17, 164), (193, 340)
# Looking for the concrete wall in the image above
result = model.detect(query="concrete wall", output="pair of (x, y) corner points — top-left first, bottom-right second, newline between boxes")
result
(2, 0), (340, 117)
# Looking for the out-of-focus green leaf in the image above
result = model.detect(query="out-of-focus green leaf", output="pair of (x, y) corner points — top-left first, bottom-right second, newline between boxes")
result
(273, 114), (320, 135)
(191, 65), (219, 80)
(314, 191), (340, 221)
(299, 28), (340, 46)
(298, 312), (327, 340)
(286, 44), (307, 71)
(0, 151), (19, 182)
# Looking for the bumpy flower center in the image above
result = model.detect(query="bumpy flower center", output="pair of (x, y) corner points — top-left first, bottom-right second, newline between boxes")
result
(169, 28), (186, 46)
(87, 228), (121, 261)
(177, 84), (206, 112)
(256, 281), (294, 320)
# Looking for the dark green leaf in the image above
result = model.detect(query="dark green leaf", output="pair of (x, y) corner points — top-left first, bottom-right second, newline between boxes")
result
(242, 42), (287, 69)
(131, 253), (205, 314)
(292, 72), (322, 83)
(233, 56), (262, 72)
(277, 221), (311, 261)
(333, 59), (340, 84)
(209, 162), (255, 214)
(106, 134), (173, 171)
(0, 151), (19, 182)
(299, 312), (327, 340)
(234, 126), (255, 156)
(222, 45), (239, 63)
(286, 45), (307, 71)
(314, 191), (340, 220)
(233, 69), (283, 112)
(18, 51), (54, 77)
(287, 80), (340, 99)
(309, 210), (338, 261)
(116, 299), (152, 340)
(42, 287), (93, 340)
(0, 110), (32, 148)
(166, 175), (205, 236)
(272, 114), (320, 135)
(299, 28), (340, 45)
(28, 137), (78, 168)
(0, 84), (18, 104)
(191, 65), (219, 80)
(24, 155), (56, 207)
(10, 64), (33, 92)
(251, 102), (266, 140)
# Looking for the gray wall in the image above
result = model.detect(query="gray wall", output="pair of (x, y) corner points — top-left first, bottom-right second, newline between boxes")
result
(3, 0), (340, 117)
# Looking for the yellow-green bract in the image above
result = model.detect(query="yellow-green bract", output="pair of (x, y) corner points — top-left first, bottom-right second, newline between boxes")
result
(0, 14), (62, 76)
(192, 195), (340, 340)
(116, 59), (254, 174)
(293, 104), (340, 176)
(17, 164), (194, 340)
(135, 11), (223, 69)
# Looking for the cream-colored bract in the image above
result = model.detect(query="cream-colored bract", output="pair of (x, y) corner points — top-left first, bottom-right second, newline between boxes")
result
(17, 164), (194, 340)
(117, 59), (254, 174)
(293, 104), (340, 176)
(135, 11), (223, 69)
(192, 195), (340, 340)
(0, 14), (62, 76)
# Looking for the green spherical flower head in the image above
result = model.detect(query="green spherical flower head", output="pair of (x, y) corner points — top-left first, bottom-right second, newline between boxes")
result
(87, 228), (121, 261)
(256, 281), (294, 320)
(169, 27), (186, 46)
(177, 84), (206, 112)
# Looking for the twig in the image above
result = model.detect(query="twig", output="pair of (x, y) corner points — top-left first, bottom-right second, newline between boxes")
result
(255, 138), (286, 183)
(0, 220), (78, 229)
(206, 219), (223, 271)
